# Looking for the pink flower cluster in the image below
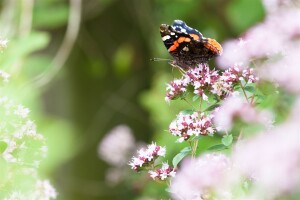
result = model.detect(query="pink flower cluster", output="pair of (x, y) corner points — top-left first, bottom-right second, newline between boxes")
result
(165, 79), (187, 101)
(129, 143), (166, 171)
(98, 125), (135, 166)
(169, 111), (216, 142)
(165, 64), (258, 102)
(170, 105), (300, 199)
(221, 67), (258, 84)
(218, 1), (300, 93)
(214, 94), (273, 131)
(149, 162), (176, 181)
(170, 153), (231, 200)
(231, 98), (300, 199)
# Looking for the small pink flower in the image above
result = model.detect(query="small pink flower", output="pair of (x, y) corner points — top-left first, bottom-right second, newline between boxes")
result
(169, 112), (216, 142)
(149, 162), (176, 181)
(129, 143), (166, 171)
(165, 79), (187, 102)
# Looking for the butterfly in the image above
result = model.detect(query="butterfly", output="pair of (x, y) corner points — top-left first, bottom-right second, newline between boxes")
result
(160, 20), (222, 69)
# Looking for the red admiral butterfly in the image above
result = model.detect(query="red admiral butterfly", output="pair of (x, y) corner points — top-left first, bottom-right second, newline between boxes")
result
(160, 20), (223, 69)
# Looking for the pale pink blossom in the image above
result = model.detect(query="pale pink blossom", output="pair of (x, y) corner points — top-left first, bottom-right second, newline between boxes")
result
(217, 39), (251, 68)
(14, 120), (43, 139)
(0, 38), (8, 51)
(259, 45), (300, 93)
(214, 95), (273, 132)
(4, 192), (23, 200)
(262, 0), (296, 13)
(98, 125), (135, 166)
(170, 153), (231, 200)
(33, 180), (57, 200)
(233, 116), (300, 198)
(105, 167), (126, 186)
(14, 105), (30, 118)
(0, 70), (10, 82)
(2, 138), (17, 163)
(217, 6), (300, 70)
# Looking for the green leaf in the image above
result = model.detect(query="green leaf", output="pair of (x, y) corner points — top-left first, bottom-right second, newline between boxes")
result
(207, 144), (227, 151)
(244, 85), (256, 93)
(0, 141), (7, 153)
(235, 85), (241, 90)
(204, 103), (220, 112)
(172, 147), (191, 167)
(33, 4), (69, 28)
(255, 94), (266, 101)
(192, 95), (200, 102)
(222, 134), (233, 146)
(257, 81), (277, 95)
(190, 135), (204, 141)
(1, 32), (50, 70)
(181, 109), (195, 115)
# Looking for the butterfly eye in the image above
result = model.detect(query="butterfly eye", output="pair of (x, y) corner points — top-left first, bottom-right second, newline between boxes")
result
(160, 24), (168, 32)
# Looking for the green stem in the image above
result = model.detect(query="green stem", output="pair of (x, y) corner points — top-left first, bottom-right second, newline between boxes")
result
(237, 129), (244, 142)
(188, 141), (193, 158)
(240, 81), (249, 103)
(199, 96), (203, 112)
(250, 83), (257, 105)
(192, 140), (198, 158)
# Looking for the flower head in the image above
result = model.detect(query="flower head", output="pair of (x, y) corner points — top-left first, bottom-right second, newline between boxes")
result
(0, 94), (55, 198)
(98, 125), (135, 166)
(169, 111), (216, 142)
(0, 38), (8, 51)
(0, 70), (10, 82)
(165, 64), (258, 103)
(149, 162), (176, 181)
(170, 153), (231, 200)
(233, 118), (300, 198)
(129, 143), (166, 171)
(33, 180), (57, 200)
(165, 79), (187, 102)
(214, 95), (273, 132)
(217, 4), (300, 94)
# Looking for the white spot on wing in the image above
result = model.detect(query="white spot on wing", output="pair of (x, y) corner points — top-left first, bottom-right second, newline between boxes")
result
(162, 35), (171, 41)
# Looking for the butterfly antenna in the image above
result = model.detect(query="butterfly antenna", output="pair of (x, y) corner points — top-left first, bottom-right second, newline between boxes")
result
(150, 58), (173, 62)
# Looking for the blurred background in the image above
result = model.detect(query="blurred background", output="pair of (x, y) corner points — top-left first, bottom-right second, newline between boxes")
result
(0, 0), (264, 199)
